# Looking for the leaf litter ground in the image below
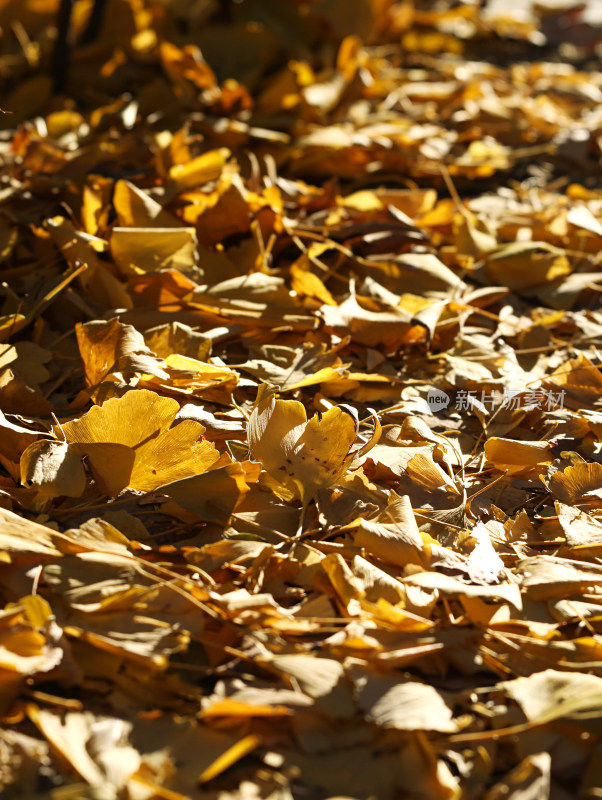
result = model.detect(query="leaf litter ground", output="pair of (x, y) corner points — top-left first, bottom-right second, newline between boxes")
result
(0, 1), (602, 798)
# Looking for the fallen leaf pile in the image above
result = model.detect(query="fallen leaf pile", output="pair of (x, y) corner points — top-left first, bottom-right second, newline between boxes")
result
(1, 0), (602, 797)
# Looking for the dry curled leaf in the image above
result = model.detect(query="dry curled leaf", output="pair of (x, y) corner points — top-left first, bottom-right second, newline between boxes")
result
(76, 318), (169, 387)
(248, 386), (380, 507)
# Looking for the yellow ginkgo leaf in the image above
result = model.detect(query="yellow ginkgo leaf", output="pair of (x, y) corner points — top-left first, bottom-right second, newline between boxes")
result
(58, 389), (219, 495)
(150, 354), (238, 391)
(248, 388), (380, 506)
(110, 226), (199, 276)
(485, 241), (571, 291)
(70, 443), (136, 498)
(548, 462), (602, 505)
(484, 437), (553, 476)
(406, 452), (461, 495)
(113, 179), (180, 228)
(290, 259), (336, 305)
(167, 147), (230, 194)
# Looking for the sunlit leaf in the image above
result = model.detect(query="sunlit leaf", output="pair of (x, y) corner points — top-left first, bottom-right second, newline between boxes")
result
(58, 389), (219, 495)
(20, 439), (87, 499)
(248, 387), (379, 506)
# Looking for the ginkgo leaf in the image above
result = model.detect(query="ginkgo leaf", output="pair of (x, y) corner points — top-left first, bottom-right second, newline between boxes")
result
(500, 669), (602, 724)
(57, 389), (219, 495)
(270, 654), (345, 699)
(485, 241), (571, 291)
(239, 342), (346, 392)
(348, 663), (458, 732)
(364, 442), (435, 481)
(167, 147), (231, 194)
(144, 354), (239, 392)
(76, 318), (169, 386)
(485, 438), (553, 475)
(406, 452), (461, 495)
(544, 352), (602, 410)
(0, 507), (66, 558)
(70, 443), (137, 498)
(567, 204), (602, 237)
(6, 5), (602, 795)
(343, 493), (430, 568)
(320, 292), (418, 349)
(110, 227), (199, 276)
(82, 174), (112, 235)
(248, 387), (380, 506)
(45, 217), (132, 310)
(27, 707), (128, 790)
(0, 410), (41, 481)
(0, 607), (64, 676)
(556, 502), (602, 546)
(515, 556), (602, 601)
(144, 321), (211, 362)
(547, 461), (602, 505)
(20, 439), (87, 499)
(467, 520), (504, 582)
(0, 341), (51, 388)
(290, 260), (336, 305)
(157, 463), (253, 523)
(113, 179), (181, 228)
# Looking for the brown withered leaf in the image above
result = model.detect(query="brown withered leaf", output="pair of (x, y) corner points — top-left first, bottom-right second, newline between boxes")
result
(320, 291), (421, 351)
(485, 242), (571, 291)
(26, 706), (140, 793)
(45, 218), (133, 311)
(143, 321), (211, 363)
(139, 353), (239, 405)
(556, 502), (602, 547)
(0, 410), (40, 481)
(544, 352), (602, 410)
(500, 669), (602, 725)
(239, 340), (347, 391)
